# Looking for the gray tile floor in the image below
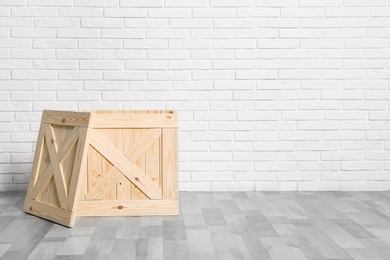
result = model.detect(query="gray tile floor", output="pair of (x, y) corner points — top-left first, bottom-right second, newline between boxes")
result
(0, 191), (390, 259)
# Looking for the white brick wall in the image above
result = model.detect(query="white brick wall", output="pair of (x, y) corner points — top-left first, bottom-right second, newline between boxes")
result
(0, 0), (389, 192)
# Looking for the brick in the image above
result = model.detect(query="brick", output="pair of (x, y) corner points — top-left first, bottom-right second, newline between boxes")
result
(35, 18), (78, 28)
(74, 0), (119, 7)
(278, 151), (320, 161)
(33, 39), (76, 49)
(147, 29), (189, 39)
(234, 152), (276, 161)
(298, 162), (339, 171)
(103, 50), (146, 60)
(80, 60), (123, 70)
(255, 181), (297, 191)
(102, 91), (144, 101)
(56, 91), (100, 101)
(59, 71), (101, 80)
(125, 18), (168, 28)
(58, 8), (102, 17)
(170, 19), (212, 29)
(169, 39), (210, 49)
(214, 60), (255, 70)
(296, 142), (338, 151)
(255, 162), (296, 171)
(104, 8), (147, 17)
(257, 39), (299, 49)
(321, 151), (364, 161)
(57, 50), (100, 60)
(103, 71), (146, 81)
(57, 29), (100, 39)
(120, 0), (162, 7)
(148, 69), (187, 80)
(192, 29), (234, 39)
(282, 8), (324, 17)
(341, 162), (383, 171)
(340, 141), (383, 150)
(214, 19), (256, 29)
(237, 8), (280, 18)
(34, 60), (77, 70)
(193, 8), (236, 18)
(298, 181), (340, 191)
(169, 61), (211, 70)
(346, 18), (388, 28)
(12, 71), (56, 80)
(11, 28), (54, 38)
(326, 7), (368, 17)
(297, 121), (340, 130)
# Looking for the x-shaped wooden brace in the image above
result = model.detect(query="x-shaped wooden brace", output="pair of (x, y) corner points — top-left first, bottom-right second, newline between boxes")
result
(87, 129), (162, 200)
(32, 125), (81, 209)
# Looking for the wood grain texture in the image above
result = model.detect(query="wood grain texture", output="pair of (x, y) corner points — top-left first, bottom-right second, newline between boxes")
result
(77, 200), (179, 216)
(42, 110), (91, 127)
(89, 130), (162, 200)
(91, 113), (178, 128)
(162, 128), (178, 200)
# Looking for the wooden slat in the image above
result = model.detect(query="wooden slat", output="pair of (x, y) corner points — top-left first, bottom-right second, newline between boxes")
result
(56, 126), (80, 162)
(132, 129), (146, 200)
(162, 128), (178, 200)
(89, 130), (162, 199)
(66, 127), (91, 213)
(91, 113), (178, 128)
(26, 124), (46, 199)
(77, 200), (178, 216)
(120, 129), (134, 199)
(126, 129), (161, 162)
(42, 110), (91, 127)
(44, 124), (68, 209)
(146, 137), (160, 187)
(31, 166), (53, 199)
(99, 128), (117, 200)
(85, 167), (123, 200)
(116, 176), (131, 200)
(24, 197), (73, 227)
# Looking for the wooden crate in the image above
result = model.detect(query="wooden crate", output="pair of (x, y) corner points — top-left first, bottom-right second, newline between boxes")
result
(24, 110), (178, 227)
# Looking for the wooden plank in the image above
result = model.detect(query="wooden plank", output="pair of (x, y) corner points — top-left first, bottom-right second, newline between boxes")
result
(162, 128), (178, 200)
(26, 123), (46, 199)
(120, 128), (134, 200)
(116, 176), (131, 200)
(31, 166), (53, 199)
(99, 128), (117, 200)
(56, 126), (80, 162)
(126, 129), (161, 162)
(77, 200), (179, 216)
(44, 124), (68, 209)
(42, 110), (91, 127)
(65, 127), (91, 213)
(24, 197), (73, 227)
(85, 167), (123, 200)
(132, 129), (146, 200)
(91, 113), (178, 128)
(146, 136), (161, 188)
(89, 130), (162, 199)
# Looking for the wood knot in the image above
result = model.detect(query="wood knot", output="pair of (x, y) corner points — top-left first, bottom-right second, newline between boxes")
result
(61, 118), (65, 123)
(29, 207), (32, 211)
(135, 177), (139, 181)
(51, 139), (54, 144)
(118, 205), (123, 210)
(167, 116), (171, 119)
(119, 182), (122, 185)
